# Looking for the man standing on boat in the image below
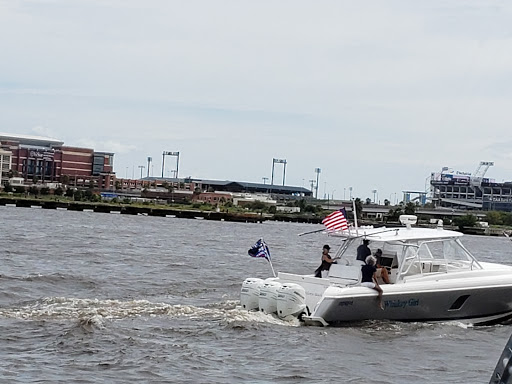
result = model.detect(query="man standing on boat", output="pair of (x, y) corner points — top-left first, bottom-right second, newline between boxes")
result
(314, 245), (337, 278)
(356, 239), (372, 262)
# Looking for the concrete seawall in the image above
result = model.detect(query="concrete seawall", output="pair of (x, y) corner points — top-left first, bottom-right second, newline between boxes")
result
(1, 197), (318, 224)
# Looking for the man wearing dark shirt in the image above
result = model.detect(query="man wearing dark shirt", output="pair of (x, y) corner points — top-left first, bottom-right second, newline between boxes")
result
(356, 239), (371, 262)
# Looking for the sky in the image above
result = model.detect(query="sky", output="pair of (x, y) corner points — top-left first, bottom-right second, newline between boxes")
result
(1, 0), (512, 203)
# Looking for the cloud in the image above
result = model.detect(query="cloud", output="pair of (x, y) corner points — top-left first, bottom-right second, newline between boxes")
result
(1, 0), (512, 198)
(75, 138), (136, 154)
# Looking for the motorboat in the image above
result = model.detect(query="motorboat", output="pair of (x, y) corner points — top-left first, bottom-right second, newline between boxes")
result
(240, 215), (512, 326)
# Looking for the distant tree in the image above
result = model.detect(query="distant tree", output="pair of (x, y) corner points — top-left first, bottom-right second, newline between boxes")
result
(384, 199), (390, 206)
(32, 176), (39, 184)
(365, 198), (371, 205)
(404, 202), (416, 215)
(3, 181), (13, 193)
(114, 180), (121, 190)
(485, 211), (504, 226)
(7, 170), (14, 179)
(354, 198), (363, 218)
(388, 207), (403, 222)
(28, 186), (39, 195)
(14, 186), (25, 194)
(83, 189), (93, 200)
(60, 175), (70, 185)
(54, 187), (64, 196)
(40, 187), (50, 195)
(453, 214), (477, 231)
(207, 186), (215, 193)
(65, 188), (74, 198)
(249, 201), (266, 210)
(73, 190), (83, 201)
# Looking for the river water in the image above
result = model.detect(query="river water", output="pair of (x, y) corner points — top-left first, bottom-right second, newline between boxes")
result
(1, 205), (511, 383)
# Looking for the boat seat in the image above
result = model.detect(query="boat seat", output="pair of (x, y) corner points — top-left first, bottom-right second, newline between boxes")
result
(328, 264), (361, 284)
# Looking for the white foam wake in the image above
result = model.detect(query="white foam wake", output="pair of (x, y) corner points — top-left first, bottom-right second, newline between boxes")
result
(0, 297), (300, 327)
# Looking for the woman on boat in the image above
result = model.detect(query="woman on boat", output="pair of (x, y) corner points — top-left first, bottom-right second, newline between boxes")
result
(374, 249), (391, 284)
(361, 255), (384, 310)
(314, 244), (337, 278)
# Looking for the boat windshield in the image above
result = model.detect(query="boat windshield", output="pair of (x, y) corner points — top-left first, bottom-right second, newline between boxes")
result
(398, 238), (481, 279)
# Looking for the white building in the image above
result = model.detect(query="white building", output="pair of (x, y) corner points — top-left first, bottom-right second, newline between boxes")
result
(0, 148), (12, 186)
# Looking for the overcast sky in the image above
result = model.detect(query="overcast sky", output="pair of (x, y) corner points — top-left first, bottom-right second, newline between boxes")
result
(1, 0), (511, 202)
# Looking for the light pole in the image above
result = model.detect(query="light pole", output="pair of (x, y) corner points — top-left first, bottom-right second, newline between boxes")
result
(349, 186), (353, 200)
(271, 158), (287, 186)
(262, 177), (269, 185)
(332, 189), (336, 201)
(372, 189), (378, 204)
(147, 157), (152, 178)
(344, 188), (346, 200)
(314, 168), (321, 199)
(162, 151), (179, 178)
(138, 165), (145, 179)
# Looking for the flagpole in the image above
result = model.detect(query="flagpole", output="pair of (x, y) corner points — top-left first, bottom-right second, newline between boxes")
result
(352, 198), (359, 236)
(260, 238), (276, 277)
(268, 259), (276, 277)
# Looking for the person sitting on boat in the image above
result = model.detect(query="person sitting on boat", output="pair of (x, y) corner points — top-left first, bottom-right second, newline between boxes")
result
(356, 239), (372, 262)
(361, 255), (384, 310)
(374, 249), (391, 284)
(314, 244), (338, 278)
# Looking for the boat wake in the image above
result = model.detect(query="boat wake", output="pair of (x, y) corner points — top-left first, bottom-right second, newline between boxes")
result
(0, 297), (300, 329)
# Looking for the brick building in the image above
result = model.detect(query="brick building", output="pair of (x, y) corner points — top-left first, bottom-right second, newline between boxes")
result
(0, 133), (115, 189)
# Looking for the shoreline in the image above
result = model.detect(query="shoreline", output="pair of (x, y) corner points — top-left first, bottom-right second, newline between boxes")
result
(0, 196), (323, 224)
(1, 196), (509, 236)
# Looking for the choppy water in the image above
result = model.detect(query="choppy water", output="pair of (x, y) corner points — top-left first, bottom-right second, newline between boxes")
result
(1, 205), (512, 383)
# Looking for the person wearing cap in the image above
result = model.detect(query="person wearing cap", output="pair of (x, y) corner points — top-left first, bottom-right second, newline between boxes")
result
(356, 239), (372, 262)
(314, 244), (338, 278)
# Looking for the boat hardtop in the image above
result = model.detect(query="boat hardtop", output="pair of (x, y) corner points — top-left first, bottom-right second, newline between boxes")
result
(330, 225), (464, 242)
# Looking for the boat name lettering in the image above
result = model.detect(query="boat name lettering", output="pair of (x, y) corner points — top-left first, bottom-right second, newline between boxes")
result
(241, 288), (249, 293)
(338, 301), (354, 307)
(384, 298), (419, 309)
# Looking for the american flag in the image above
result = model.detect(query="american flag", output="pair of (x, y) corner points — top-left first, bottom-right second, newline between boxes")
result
(248, 239), (271, 261)
(322, 209), (349, 231)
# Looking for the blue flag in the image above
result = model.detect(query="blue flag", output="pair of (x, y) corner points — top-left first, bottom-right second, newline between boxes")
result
(248, 239), (271, 262)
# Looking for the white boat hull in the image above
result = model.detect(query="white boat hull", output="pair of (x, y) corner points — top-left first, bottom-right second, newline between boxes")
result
(302, 270), (512, 325)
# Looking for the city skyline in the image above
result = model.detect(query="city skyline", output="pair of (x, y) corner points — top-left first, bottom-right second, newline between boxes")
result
(1, 1), (512, 202)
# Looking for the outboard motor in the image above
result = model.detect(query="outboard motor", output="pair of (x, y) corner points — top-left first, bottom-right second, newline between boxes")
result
(240, 278), (264, 311)
(259, 281), (282, 314)
(276, 283), (307, 318)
